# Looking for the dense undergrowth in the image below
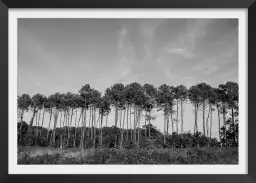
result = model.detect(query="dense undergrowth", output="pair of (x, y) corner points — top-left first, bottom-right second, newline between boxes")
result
(18, 147), (238, 164)
(18, 121), (238, 149)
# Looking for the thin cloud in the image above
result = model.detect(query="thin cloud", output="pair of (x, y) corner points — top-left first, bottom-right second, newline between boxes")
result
(165, 47), (195, 59)
(204, 66), (218, 75)
(182, 76), (195, 80)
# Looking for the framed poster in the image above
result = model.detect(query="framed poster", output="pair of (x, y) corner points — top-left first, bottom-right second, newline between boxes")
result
(0, 0), (254, 182)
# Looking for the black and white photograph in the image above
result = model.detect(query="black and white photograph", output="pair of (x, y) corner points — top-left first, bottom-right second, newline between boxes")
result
(8, 9), (247, 174)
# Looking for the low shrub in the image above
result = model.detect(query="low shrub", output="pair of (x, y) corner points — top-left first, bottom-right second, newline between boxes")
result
(18, 147), (238, 164)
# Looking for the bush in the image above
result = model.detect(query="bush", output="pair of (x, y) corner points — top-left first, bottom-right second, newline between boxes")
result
(18, 147), (238, 164)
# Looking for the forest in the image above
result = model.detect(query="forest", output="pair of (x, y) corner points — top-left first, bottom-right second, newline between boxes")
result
(17, 81), (238, 164)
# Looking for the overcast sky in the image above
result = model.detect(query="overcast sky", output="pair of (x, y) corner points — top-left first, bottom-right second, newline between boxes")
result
(18, 18), (238, 139)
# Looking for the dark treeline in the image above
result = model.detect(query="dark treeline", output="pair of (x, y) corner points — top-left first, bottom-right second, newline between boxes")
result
(17, 81), (238, 149)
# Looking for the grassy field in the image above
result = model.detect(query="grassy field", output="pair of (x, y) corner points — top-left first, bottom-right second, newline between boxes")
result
(18, 147), (238, 164)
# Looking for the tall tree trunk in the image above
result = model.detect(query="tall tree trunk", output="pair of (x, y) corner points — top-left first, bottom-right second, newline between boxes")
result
(63, 111), (68, 148)
(58, 111), (62, 148)
(51, 110), (58, 147)
(137, 109), (141, 148)
(133, 106), (137, 144)
(37, 110), (41, 128)
(115, 106), (118, 127)
(231, 107), (235, 143)
(29, 108), (37, 128)
(231, 107), (234, 125)
(59, 111), (62, 128)
(28, 108), (37, 147)
(114, 107), (118, 149)
(176, 100), (179, 133)
(35, 112), (38, 127)
(194, 103), (198, 134)
(163, 114), (166, 145)
(66, 109), (70, 147)
(194, 105), (196, 134)
(91, 107), (95, 140)
(126, 106), (129, 141)
(217, 107), (221, 141)
(92, 108), (97, 149)
(36, 110), (41, 145)
(210, 107), (212, 138)
(19, 110), (24, 143)
(148, 111), (151, 138)
(94, 107), (97, 140)
(60, 111), (66, 148)
(83, 109), (87, 146)
(118, 109), (122, 147)
(119, 109), (122, 129)
(181, 101), (184, 134)
(223, 107), (226, 140)
(81, 109), (85, 149)
(80, 109), (84, 150)
(105, 114), (108, 127)
(75, 110), (81, 148)
(34, 111), (38, 127)
(67, 109), (74, 147)
(46, 110), (53, 145)
(206, 105), (211, 137)
(69, 108), (74, 141)
(93, 109), (100, 149)
(171, 115), (174, 148)
(120, 109), (126, 149)
(65, 110), (69, 146)
(65, 110), (69, 147)
(34, 112), (38, 146)
(83, 108), (87, 148)
(196, 104), (199, 132)
(88, 107), (91, 139)
(90, 107), (93, 139)
(73, 109), (79, 148)
(202, 102), (206, 136)
(171, 113), (174, 134)
(130, 106), (132, 141)
(144, 111), (147, 138)
(100, 113), (103, 148)
(40, 108), (45, 138)
(167, 113), (169, 135)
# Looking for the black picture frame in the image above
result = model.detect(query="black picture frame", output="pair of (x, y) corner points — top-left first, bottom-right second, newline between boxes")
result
(0, 0), (254, 183)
